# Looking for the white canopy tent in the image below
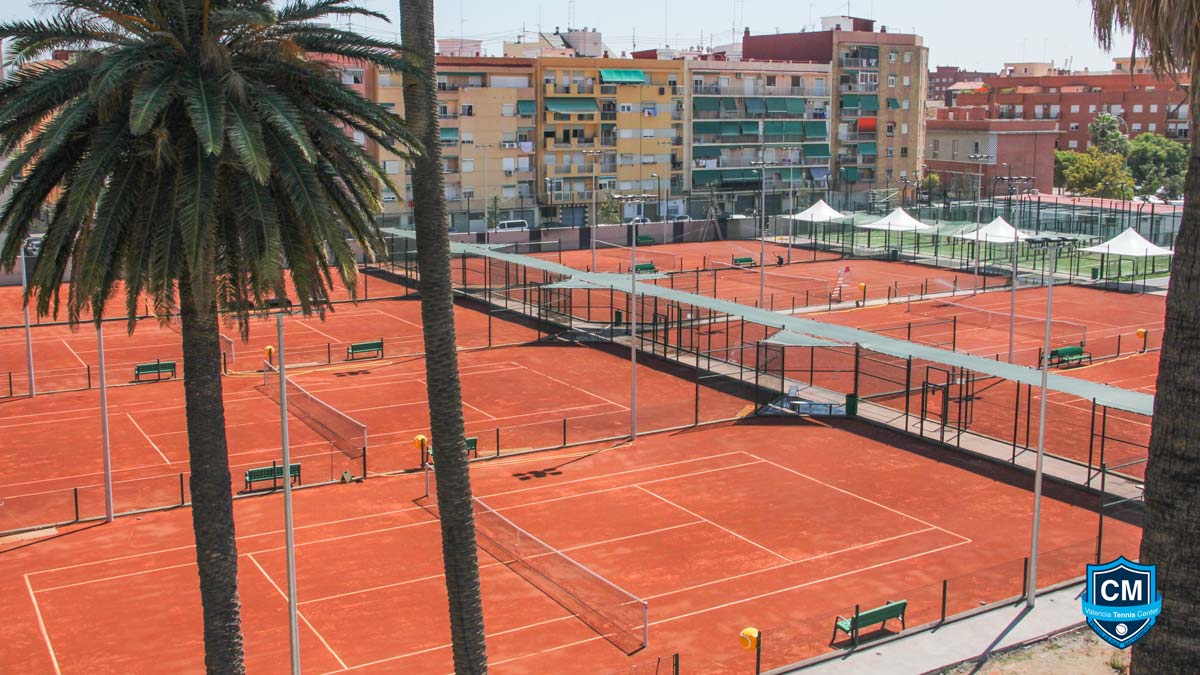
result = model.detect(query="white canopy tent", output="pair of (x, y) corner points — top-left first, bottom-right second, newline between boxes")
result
(785, 199), (846, 222)
(858, 208), (935, 232)
(953, 217), (1030, 244)
(1082, 228), (1173, 257)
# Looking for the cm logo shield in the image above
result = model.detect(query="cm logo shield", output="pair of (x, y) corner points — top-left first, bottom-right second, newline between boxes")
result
(1082, 557), (1162, 649)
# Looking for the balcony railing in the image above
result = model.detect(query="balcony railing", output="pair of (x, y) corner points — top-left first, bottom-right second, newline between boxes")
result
(600, 111), (618, 121)
(839, 83), (879, 93)
(553, 165), (573, 175)
(838, 132), (877, 142)
(600, 135), (617, 146)
(693, 133), (762, 144)
(600, 84), (618, 95)
(839, 56), (879, 68)
(438, 112), (459, 120)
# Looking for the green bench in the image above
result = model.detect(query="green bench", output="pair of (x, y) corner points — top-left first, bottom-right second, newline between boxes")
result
(633, 262), (658, 274)
(636, 235), (654, 246)
(732, 256), (755, 267)
(1047, 345), (1092, 368)
(423, 437), (478, 465)
(134, 360), (176, 382)
(831, 600), (907, 647)
(346, 339), (384, 360)
(244, 463), (301, 492)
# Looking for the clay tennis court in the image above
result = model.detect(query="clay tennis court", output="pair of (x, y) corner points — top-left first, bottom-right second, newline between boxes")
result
(0, 418), (1140, 674)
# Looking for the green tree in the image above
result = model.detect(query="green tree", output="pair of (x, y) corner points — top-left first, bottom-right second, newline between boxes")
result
(399, 0), (489, 672)
(599, 194), (621, 224)
(1093, 1), (1200, 672)
(1089, 112), (1131, 156)
(1063, 147), (1135, 198)
(922, 172), (942, 195)
(0, 1), (413, 671)
(1054, 150), (1085, 188)
(1129, 132), (1189, 195)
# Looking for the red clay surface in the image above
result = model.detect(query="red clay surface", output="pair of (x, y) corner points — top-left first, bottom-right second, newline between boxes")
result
(0, 296), (752, 531)
(0, 419), (1140, 674)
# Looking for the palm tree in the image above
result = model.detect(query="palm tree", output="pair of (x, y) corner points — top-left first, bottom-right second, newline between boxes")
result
(0, 1), (414, 670)
(1091, 2), (1200, 672)
(399, 0), (489, 672)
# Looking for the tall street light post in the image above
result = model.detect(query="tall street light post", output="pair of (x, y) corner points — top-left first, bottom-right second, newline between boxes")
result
(749, 160), (768, 307)
(968, 153), (994, 293)
(477, 143), (495, 243)
(613, 192), (656, 439)
(583, 149), (604, 270)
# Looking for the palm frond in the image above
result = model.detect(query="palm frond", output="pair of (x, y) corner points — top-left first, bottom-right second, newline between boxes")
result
(128, 62), (177, 134)
(182, 69), (226, 155)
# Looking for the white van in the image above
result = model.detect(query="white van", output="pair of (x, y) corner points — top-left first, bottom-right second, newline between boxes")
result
(490, 219), (529, 232)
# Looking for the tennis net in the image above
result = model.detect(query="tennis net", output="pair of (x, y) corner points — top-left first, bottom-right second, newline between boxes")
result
(259, 362), (367, 459)
(429, 478), (647, 653)
(915, 298), (1089, 345)
(595, 241), (686, 272)
(494, 241), (563, 261)
(710, 259), (832, 297)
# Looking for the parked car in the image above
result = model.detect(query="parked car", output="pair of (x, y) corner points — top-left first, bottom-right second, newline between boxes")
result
(489, 219), (529, 232)
(670, 215), (691, 223)
(624, 217), (651, 225)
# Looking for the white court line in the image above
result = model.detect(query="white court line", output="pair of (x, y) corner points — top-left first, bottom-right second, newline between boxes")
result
(126, 413), (170, 464)
(636, 485), (792, 563)
(25, 574), (61, 675)
(37, 561), (198, 593)
(247, 553), (348, 670)
(514, 361), (630, 411)
(60, 339), (88, 368)
(294, 320), (341, 342)
(462, 401), (495, 420)
(371, 308), (424, 330)
(745, 453), (972, 543)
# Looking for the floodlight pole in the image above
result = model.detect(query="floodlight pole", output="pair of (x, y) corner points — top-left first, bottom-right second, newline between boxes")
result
(1027, 244), (1056, 607)
(750, 161), (768, 307)
(275, 313), (302, 674)
(19, 253), (34, 396)
(969, 154), (993, 294)
(97, 323), (113, 522)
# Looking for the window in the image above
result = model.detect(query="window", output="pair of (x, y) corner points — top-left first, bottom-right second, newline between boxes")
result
(973, 140), (980, 154)
(1132, 123), (1143, 131)
(900, 123), (909, 134)
(618, 103), (633, 113)
(951, 139), (959, 160)
(902, 75), (911, 86)
(1148, 123), (1157, 131)
(1068, 139), (1078, 148)
(901, 99), (910, 110)
(462, 158), (474, 173)
(352, 130), (366, 145)
(903, 51), (912, 63)
(1070, 104), (1080, 113)
(1150, 104), (1159, 113)
(1089, 104), (1097, 113)
(885, 122), (896, 136)
(461, 104), (474, 117)
(341, 68), (365, 85)
(886, 146), (894, 158)
(900, 146), (908, 157)
(462, 187), (475, 198)
(887, 74), (897, 87)
(1133, 104), (1143, 113)
(888, 50), (897, 63)
(930, 139), (939, 158)
(501, 103), (515, 117)
(619, 128), (635, 139)
(502, 131), (516, 143)
(461, 132), (474, 144)
(384, 160), (400, 174)
(379, 72), (391, 87)
(791, 76), (803, 88)
(766, 75), (776, 87)
(642, 128), (656, 138)
(381, 189), (396, 202)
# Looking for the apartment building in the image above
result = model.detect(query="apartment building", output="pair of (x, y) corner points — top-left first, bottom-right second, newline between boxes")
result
(928, 65), (994, 102)
(685, 59), (832, 216)
(742, 16), (928, 206)
(925, 108), (1058, 197)
(536, 57), (686, 225)
(375, 57), (538, 230)
(954, 62), (1191, 150)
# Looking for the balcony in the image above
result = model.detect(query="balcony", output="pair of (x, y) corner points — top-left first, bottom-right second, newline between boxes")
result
(600, 84), (618, 95)
(600, 135), (617, 147)
(693, 133), (761, 144)
(839, 83), (879, 94)
(553, 165), (573, 175)
(600, 111), (618, 121)
(840, 56), (879, 68)
(837, 132), (876, 142)
(438, 112), (459, 120)
(838, 108), (861, 119)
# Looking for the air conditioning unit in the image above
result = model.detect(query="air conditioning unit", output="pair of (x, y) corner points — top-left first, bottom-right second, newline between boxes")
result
(382, 192), (397, 202)
(735, 73), (743, 79)
(504, 169), (515, 176)
(501, 141), (517, 149)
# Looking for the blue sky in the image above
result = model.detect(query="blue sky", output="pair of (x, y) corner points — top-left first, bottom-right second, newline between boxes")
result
(8, 0), (1135, 73)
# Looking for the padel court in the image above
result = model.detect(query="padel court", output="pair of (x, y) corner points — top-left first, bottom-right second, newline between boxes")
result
(1, 419), (1141, 674)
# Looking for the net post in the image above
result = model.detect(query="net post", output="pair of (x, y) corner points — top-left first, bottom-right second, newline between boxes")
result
(1096, 461), (1108, 563)
(361, 446), (367, 480)
(642, 601), (649, 649)
(495, 427), (500, 456)
(1021, 557), (1029, 598)
(73, 487), (79, 522)
(940, 579), (948, 623)
(179, 473), (185, 505)
(561, 417), (567, 447)
(87, 365), (92, 389)
(327, 343), (332, 364)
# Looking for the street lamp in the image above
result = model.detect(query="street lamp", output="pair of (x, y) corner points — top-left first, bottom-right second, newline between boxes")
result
(968, 153), (994, 293)
(583, 149), (605, 270)
(612, 192), (657, 440)
(651, 173), (663, 222)
(476, 143), (495, 242)
(749, 160), (769, 307)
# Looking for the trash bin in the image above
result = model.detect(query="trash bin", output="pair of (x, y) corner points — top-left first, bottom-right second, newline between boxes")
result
(845, 393), (859, 417)
(889, 249), (899, 261)
(614, 309), (624, 326)
(1090, 267), (1100, 280)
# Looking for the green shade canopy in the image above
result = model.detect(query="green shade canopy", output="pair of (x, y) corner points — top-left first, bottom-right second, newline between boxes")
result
(887, 97), (901, 109)
(721, 97), (739, 111)
(785, 98), (807, 115)
(694, 97), (720, 112)
(803, 121), (828, 139)
(858, 142), (878, 155)
(693, 121), (722, 135)
(517, 100), (536, 115)
(545, 98), (599, 114)
(745, 98), (767, 115)
(764, 121), (786, 134)
(782, 121), (805, 133)
(860, 95), (880, 112)
(693, 169), (722, 186)
(765, 98), (789, 113)
(720, 122), (741, 136)
(803, 143), (831, 158)
(599, 69), (645, 83)
(692, 146), (722, 159)
(841, 94), (860, 108)
(741, 121), (759, 134)
(439, 127), (459, 140)
(722, 169), (759, 183)
(841, 166), (859, 182)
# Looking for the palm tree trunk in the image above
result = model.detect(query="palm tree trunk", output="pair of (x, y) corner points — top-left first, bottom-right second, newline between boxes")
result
(1133, 67), (1200, 674)
(400, 1), (489, 672)
(179, 275), (245, 674)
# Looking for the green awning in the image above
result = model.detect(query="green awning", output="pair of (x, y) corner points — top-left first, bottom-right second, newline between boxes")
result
(721, 97), (738, 111)
(785, 98), (807, 115)
(693, 146), (722, 159)
(803, 143), (831, 158)
(860, 95), (880, 112)
(599, 69), (645, 84)
(841, 94), (860, 108)
(745, 98), (767, 115)
(782, 121), (805, 134)
(693, 170), (722, 186)
(841, 166), (860, 182)
(694, 97), (720, 112)
(765, 98), (789, 113)
(741, 121), (759, 135)
(858, 142), (878, 155)
(723, 169), (759, 183)
(764, 121), (787, 134)
(803, 121), (828, 139)
(887, 98), (901, 109)
(693, 121), (722, 135)
(446, 71), (487, 77)
(860, 46), (880, 58)
(517, 100), (536, 115)
(719, 122), (741, 136)
(545, 98), (600, 114)
(439, 127), (459, 141)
